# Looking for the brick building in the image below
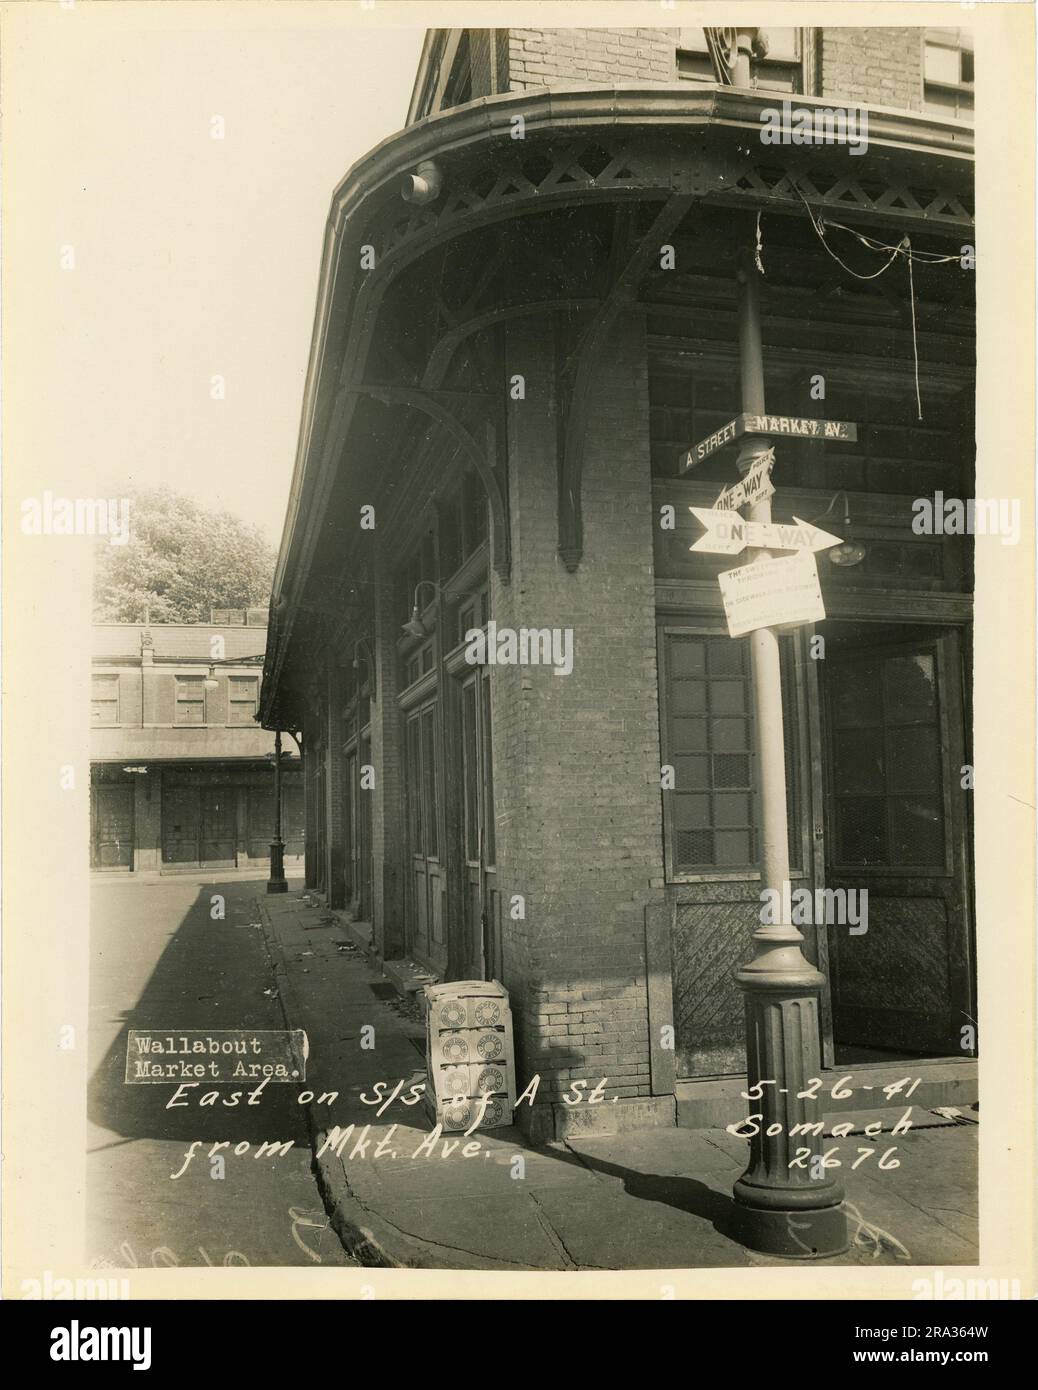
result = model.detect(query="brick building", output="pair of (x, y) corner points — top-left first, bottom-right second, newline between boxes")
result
(91, 615), (303, 873)
(260, 25), (976, 1137)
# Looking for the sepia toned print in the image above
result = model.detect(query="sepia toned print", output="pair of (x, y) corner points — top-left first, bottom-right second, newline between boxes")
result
(2, 1), (1034, 1308)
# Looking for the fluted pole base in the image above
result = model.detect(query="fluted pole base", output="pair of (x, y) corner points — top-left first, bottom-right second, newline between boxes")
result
(731, 975), (848, 1258)
(266, 838), (288, 894)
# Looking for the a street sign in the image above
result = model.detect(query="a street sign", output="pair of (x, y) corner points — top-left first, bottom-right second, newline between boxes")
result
(718, 551), (826, 638)
(689, 508), (843, 556)
(681, 413), (858, 472)
(682, 416), (742, 470)
(713, 449), (775, 511)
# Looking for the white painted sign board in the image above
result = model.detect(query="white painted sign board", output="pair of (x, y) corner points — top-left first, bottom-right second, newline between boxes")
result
(713, 449), (776, 511)
(718, 551), (826, 637)
(689, 509), (843, 556)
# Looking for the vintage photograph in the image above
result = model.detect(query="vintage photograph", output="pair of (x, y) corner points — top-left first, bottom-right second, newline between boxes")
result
(3, 0), (1034, 1319)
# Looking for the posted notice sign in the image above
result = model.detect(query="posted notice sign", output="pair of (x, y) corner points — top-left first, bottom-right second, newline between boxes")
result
(718, 551), (826, 637)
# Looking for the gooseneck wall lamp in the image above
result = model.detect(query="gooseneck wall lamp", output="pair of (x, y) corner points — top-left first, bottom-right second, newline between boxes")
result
(811, 491), (867, 568)
(402, 580), (439, 639)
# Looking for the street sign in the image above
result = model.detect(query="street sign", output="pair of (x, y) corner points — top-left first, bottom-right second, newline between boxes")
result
(718, 551), (826, 638)
(681, 416), (742, 470)
(681, 413), (858, 472)
(689, 508), (843, 556)
(713, 449), (775, 511)
(743, 413), (857, 443)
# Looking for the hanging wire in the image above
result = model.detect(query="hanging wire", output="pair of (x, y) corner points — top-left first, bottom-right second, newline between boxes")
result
(906, 241), (923, 420)
(789, 180), (962, 420)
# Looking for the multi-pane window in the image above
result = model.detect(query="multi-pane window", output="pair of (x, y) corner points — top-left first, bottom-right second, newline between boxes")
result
(660, 632), (801, 875)
(174, 675), (206, 726)
(923, 29), (974, 120)
(91, 674), (120, 725)
(406, 702), (439, 860)
(676, 27), (804, 92)
(827, 649), (946, 868)
(228, 675), (259, 724)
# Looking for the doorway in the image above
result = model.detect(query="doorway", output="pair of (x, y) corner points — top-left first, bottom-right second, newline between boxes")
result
(405, 699), (445, 971)
(819, 622), (974, 1061)
(458, 667), (497, 980)
(91, 783), (135, 870)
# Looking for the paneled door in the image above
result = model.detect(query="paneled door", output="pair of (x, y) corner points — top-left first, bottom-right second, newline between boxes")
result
(459, 668), (498, 980)
(822, 627), (973, 1056)
(405, 701), (445, 971)
(162, 785), (200, 865)
(200, 787), (237, 867)
(91, 784), (135, 869)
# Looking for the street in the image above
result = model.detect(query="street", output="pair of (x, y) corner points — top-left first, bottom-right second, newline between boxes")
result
(87, 875), (351, 1269)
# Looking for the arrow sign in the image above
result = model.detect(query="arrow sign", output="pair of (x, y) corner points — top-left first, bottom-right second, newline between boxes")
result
(689, 508), (843, 556)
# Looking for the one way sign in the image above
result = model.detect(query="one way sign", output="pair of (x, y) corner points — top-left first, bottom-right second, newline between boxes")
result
(688, 508), (843, 556)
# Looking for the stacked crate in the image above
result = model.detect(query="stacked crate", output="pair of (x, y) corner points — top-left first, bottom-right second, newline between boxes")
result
(423, 980), (516, 1132)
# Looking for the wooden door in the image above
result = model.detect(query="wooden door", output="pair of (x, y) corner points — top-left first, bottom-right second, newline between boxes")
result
(405, 702), (445, 970)
(282, 779), (305, 863)
(200, 787), (237, 867)
(822, 628), (973, 1055)
(91, 784), (134, 869)
(162, 785), (200, 864)
(459, 668), (498, 980)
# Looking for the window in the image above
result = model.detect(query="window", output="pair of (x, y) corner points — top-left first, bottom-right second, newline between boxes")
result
(91, 674), (120, 725)
(677, 27), (804, 93)
(827, 648), (946, 868)
(406, 701), (439, 859)
(228, 675), (259, 724)
(660, 632), (801, 875)
(923, 29), (973, 120)
(175, 676), (206, 725)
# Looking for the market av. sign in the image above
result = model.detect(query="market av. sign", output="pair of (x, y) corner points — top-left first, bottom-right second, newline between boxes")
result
(681, 413), (858, 472)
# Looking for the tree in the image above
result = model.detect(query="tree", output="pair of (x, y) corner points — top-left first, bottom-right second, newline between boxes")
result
(93, 486), (277, 624)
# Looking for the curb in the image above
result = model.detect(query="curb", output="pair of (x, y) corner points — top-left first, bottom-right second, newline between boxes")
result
(254, 890), (467, 1270)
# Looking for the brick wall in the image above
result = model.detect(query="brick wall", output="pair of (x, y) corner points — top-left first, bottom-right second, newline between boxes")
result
(500, 26), (926, 112)
(489, 314), (666, 1122)
(818, 27), (923, 111)
(506, 28), (675, 92)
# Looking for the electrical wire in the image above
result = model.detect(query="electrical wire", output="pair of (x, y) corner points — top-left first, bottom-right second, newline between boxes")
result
(789, 180), (962, 420)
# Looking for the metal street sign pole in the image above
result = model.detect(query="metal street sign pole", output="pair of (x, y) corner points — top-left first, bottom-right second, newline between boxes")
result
(729, 249), (848, 1257)
(267, 729), (288, 895)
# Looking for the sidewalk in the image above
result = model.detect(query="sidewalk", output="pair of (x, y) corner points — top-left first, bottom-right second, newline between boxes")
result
(259, 889), (979, 1272)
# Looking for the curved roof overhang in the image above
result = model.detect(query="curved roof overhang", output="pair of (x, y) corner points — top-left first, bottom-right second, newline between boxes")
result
(260, 84), (974, 727)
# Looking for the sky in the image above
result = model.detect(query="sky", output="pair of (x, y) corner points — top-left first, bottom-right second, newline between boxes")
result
(5, 4), (426, 544)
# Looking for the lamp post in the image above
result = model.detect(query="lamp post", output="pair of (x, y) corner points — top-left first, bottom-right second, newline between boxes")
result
(267, 729), (288, 895)
(729, 244), (848, 1257)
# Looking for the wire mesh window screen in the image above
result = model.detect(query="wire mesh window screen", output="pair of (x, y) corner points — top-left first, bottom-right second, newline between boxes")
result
(663, 632), (801, 874)
(829, 650), (945, 867)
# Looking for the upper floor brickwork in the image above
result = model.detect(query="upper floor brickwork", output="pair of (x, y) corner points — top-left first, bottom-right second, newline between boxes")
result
(410, 26), (973, 124)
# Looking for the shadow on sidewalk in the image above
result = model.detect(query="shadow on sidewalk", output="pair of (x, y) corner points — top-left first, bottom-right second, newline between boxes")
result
(559, 1144), (741, 1240)
(88, 883), (310, 1147)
